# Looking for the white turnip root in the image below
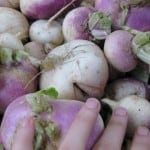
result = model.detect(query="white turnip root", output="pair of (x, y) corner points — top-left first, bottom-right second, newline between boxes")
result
(62, 6), (112, 42)
(20, 0), (83, 20)
(102, 95), (150, 137)
(24, 41), (46, 60)
(40, 39), (109, 101)
(29, 20), (64, 49)
(104, 30), (137, 72)
(0, 89), (104, 150)
(0, 7), (29, 41)
(0, 33), (24, 51)
(105, 78), (149, 100)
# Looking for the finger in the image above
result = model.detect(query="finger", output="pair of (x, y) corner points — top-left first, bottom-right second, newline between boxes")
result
(130, 126), (150, 150)
(12, 116), (34, 150)
(59, 98), (101, 150)
(93, 107), (128, 150)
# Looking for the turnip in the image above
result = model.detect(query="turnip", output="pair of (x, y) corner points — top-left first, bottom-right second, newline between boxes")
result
(24, 41), (46, 60)
(102, 95), (150, 137)
(20, 0), (83, 20)
(0, 0), (19, 9)
(29, 20), (64, 49)
(104, 30), (137, 72)
(62, 6), (112, 42)
(0, 33), (24, 51)
(95, 0), (150, 31)
(40, 39), (109, 101)
(29, 0), (79, 48)
(0, 7), (29, 41)
(0, 47), (39, 112)
(0, 89), (104, 150)
(105, 78), (149, 100)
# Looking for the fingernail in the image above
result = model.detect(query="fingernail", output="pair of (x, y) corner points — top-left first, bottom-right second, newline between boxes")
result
(114, 107), (127, 116)
(137, 127), (149, 136)
(85, 98), (99, 109)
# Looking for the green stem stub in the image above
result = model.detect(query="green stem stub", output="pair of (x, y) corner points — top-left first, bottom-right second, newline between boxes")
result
(0, 48), (28, 65)
(132, 32), (150, 65)
(34, 118), (60, 150)
(26, 87), (58, 114)
(0, 144), (4, 150)
(88, 12), (112, 40)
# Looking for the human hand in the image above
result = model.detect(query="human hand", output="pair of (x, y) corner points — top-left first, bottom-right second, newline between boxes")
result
(11, 98), (150, 150)
(59, 98), (150, 150)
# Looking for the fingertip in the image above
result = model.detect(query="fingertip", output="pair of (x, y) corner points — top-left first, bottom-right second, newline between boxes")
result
(85, 98), (101, 111)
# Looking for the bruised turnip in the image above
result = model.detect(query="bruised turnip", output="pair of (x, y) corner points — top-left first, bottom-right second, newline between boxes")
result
(102, 95), (150, 137)
(0, 89), (104, 150)
(40, 39), (109, 101)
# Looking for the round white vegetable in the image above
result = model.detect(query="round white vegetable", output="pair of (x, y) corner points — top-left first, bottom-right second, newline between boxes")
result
(29, 20), (64, 48)
(102, 95), (150, 137)
(40, 39), (109, 101)
(0, 7), (29, 41)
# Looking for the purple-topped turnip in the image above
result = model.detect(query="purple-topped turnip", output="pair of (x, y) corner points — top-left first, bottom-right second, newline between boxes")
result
(40, 39), (109, 101)
(0, 47), (39, 112)
(104, 30), (137, 72)
(20, 0), (83, 20)
(0, 88), (104, 150)
(105, 78), (149, 100)
(62, 6), (112, 42)
(95, 0), (150, 31)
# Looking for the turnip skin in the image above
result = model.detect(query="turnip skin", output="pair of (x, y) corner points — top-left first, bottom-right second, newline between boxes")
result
(105, 78), (149, 100)
(0, 60), (38, 112)
(63, 6), (94, 41)
(0, 0), (19, 9)
(24, 41), (46, 60)
(0, 94), (104, 150)
(20, 0), (83, 20)
(102, 95), (150, 137)
(62, 6), (112, 42)
(40, 40), (109, 100)
(0, 7), (29, 41)
(29, 20), (64, 48)
(104, 30), (137, 72)
(125, 6), (150, 31)
(95, 0), (150, 31)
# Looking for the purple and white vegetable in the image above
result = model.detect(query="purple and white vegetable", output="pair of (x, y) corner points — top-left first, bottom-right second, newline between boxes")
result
(40, 39), (109, 101)
(0, 47), (39, 112)
(20, 0), (83, 20)
(95, 0), (150, 31)
(0, 89), (104, 150)
(62, 6), (112, 42)
(0, 7), (29, 41)
(105, 78), (149, 100)
(102, 95), (150, 137)
(104, 30), (137, 72)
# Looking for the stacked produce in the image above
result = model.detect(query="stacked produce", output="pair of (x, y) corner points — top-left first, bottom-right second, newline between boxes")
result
(0, 0), (149, 149)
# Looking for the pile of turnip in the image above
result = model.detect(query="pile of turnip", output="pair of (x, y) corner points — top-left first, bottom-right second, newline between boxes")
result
(0, 0), (149, 149)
